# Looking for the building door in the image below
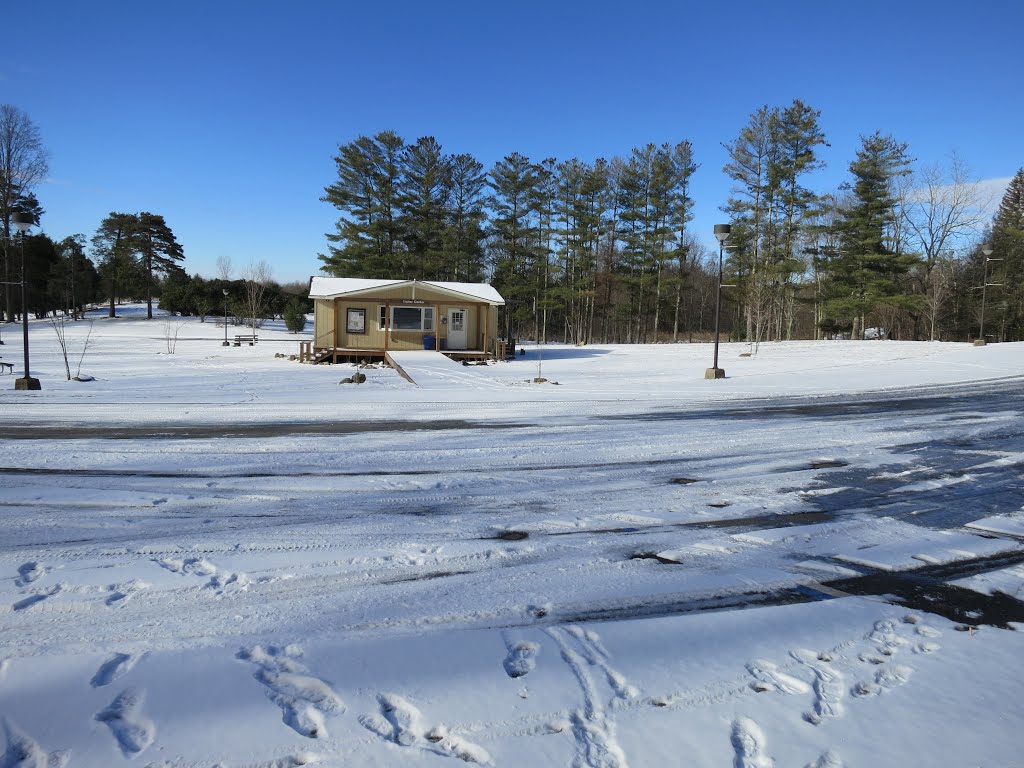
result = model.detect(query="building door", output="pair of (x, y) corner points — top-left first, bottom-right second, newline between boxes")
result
(447, 308), (467, 349)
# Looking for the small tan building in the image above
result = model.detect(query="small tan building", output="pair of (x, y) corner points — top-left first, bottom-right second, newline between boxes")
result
(303, 277), (505, 362)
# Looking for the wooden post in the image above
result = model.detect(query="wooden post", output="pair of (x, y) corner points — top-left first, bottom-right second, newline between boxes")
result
(436, 304), (442, 351)
(333, 300), (340, 358)
(482, 304), (489, 357)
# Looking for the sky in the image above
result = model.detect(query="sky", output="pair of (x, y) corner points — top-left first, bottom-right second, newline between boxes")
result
(6, 0), (1022, 284)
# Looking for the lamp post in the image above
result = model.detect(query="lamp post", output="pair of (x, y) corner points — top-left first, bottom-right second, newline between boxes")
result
(222, 288), (230, 346)
(11, 212), (40, 390)
(975, 244), (1003, 346)
(705, 224), (731, 379)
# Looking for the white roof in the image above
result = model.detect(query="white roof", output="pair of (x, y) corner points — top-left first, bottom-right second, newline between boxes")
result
(309, 277), (504, 305)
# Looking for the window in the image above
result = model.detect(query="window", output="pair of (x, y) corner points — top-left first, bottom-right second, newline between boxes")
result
(385, 306), (434, 331)
(379, 305), (386, 330)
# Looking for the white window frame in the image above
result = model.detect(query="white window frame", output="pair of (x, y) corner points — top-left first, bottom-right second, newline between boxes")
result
(388, 305), (434, 332)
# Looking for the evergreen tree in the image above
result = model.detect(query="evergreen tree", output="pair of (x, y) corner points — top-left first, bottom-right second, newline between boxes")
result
(321, 131), (405, 277)
(988, 168), (1024, 339)
(488, 153), (539, 341)
(823, 132), (919, 338)
(445, 153), (488, 281)
(772, 100), (828, 339)
(399, 136), (451, 280)
(668, 141), (698, 342)
(92, 213), (143, 318)
(136, 212), (185, 319)
(283, 298), (307, 333)
(50, 235), (100, 318)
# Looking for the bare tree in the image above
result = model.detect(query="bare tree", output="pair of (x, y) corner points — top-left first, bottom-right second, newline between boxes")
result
(242, 260), (273, 332)
(1, 105), (50, 322)
(923, 253), (956, 342)
(50, 315), (95, 380)
(216, 254), (233, 281)
(900, 154), (990, 339)
(163, 317), (184, 354)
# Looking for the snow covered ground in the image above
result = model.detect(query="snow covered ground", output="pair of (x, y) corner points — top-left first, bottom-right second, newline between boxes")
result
(1, 306), (1022, 767)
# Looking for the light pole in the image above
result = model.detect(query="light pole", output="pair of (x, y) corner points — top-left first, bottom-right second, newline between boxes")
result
(975, 244), (1003, 346)
(705, 223), (731, 379)
(222, 288), (230, 346)
(11, 212), (40, 390)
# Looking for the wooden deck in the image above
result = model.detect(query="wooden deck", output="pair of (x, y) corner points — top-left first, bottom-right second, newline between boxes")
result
(299, 342), (495, 365)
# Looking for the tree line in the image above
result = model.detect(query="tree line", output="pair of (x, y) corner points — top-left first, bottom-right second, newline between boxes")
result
(322, 110), (1024, 344)
(1, 103), (309, 330)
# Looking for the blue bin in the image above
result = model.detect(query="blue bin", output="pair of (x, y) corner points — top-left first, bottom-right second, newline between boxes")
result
(423, 335), (436, 350)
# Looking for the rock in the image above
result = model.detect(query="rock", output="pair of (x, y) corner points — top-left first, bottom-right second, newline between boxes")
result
(352, 372), (366, 384)
(339, 377), (353, 384)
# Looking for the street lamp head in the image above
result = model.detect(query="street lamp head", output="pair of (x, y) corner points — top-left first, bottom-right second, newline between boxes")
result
(11, 211), (33, 234)
(713, 224), (732, 243)
(981, 244), (993, 257)
(223, 288), (230, 296)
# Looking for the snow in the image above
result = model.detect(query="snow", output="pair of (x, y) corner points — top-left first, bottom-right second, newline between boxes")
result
(1, 305), (1023, 766)
(308, 277), (504, 304)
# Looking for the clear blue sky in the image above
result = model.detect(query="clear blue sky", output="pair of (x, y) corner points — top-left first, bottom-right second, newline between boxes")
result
(7, 0), (1021, 284)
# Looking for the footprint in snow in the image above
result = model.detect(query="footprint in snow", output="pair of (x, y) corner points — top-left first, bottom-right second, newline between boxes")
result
(502, 634), (540, 679)
(745, 660), (810, 695)
(806, 750), (845, 768)
(12, 584), (63, 612)
(359, 693), (493, 765)
(789, 649), (844, 725)
(155, 556), (217, 577)
(851, 665), (912, 698)
(95, 688), (156, 757)
(238, 645), (344, 739)
(731, 717), (774, 768)
(105, 580), (148, 607)
(1, 718), (70, 768)
(14, 562), (47, 587)
(90, 652), (143, 688)
(867, 619), (909, 652)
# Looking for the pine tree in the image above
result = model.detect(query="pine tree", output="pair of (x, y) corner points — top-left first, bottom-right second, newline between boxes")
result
(283, 298), (307, 333)
(488, 153), (539, 342)
(399, 136), (451, 280)
(824, 132), (919, 338)
(988, 168), (1024, 339)
(136, 212), (185, 319)
(92, 213), (143, 318)
(444, 153), (487, 281)
(321, 131), (405, 277)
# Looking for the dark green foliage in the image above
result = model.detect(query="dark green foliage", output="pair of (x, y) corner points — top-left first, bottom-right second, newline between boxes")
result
(821, 132), (921, 338)
(488, 152), (540, 340)
(985, 169), (1024, 340)
(49, 235), (101, 317)
(91, 212), (184, 319)
(320, 131), (406, 277)
(723, 100), (828, 342)
(321, 132), (488, 282)
(283, 298), (307, 333)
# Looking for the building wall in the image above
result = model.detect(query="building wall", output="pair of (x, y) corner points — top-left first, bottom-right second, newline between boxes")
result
(313, 288), (501, 354)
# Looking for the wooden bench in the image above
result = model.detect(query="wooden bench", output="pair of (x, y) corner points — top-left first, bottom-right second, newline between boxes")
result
(233, 334), (258, 346)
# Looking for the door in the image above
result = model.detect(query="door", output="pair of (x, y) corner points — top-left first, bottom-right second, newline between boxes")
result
(447, 308), (467, 350)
